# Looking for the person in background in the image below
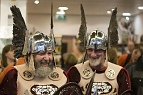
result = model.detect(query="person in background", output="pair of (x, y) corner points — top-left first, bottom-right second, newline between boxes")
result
(1, 44), (15, 69)
(124, 41), (135, 54)
(107, 47), (118, 64)
(118, 17), (131, 44)
(67, 30), (133, 95)
(125, 53), (143, 95)
(62, 53), (78, 72)
(118, 46), (143, 67)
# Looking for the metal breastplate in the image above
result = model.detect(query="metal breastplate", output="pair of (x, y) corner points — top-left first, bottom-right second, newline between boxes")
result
(75, 61), (122, 95)
(14, 64), (67, 95)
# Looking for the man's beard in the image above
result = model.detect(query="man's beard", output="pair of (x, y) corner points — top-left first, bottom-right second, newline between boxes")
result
(89, 56), (104, 67)
(34, 60), (53, 78)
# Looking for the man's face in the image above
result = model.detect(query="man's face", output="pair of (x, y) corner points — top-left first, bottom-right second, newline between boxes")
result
(86, 48), (105, 67)
(34, 50), (53, 77)
(127, 41), (134, 53)
(132, 49), (141, 61)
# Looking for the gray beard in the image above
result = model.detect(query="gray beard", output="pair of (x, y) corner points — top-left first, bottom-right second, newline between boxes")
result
(89, 56), (103, 67)
(34, 66), (53, 78)
(34, 59), (54, 78)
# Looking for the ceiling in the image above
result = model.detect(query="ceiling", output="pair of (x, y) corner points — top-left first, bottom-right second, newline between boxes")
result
(27, 0), (143, 16)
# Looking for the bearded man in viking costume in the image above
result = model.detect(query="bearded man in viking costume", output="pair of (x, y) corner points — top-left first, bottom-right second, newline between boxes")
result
(67, 30), (133, 95)
(0, 5), (67, 95)
(66, 5), (134, 95)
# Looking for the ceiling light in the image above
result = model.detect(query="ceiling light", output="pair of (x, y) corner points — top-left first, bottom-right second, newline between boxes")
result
(122, 13), (131, 16)
(34, 0), (39, 4)
(107, 11), (111, 14)
(58, 7), (68, 10)
(111, 9), (114, 11)
(56, 10), (65, 14)
(126, 17), (130, 20)
(138, 6), (143, 10)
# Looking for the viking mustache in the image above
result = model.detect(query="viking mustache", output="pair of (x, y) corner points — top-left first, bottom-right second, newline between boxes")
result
(40, 60), (50, 64)
(34, 59), (54, 69)
(89, 55), (101, 59)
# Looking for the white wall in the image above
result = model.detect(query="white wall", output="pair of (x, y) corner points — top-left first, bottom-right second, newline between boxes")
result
(0, 0), (27, 38)
(28, 14), (110, 37)
(134, 13), (143, 43)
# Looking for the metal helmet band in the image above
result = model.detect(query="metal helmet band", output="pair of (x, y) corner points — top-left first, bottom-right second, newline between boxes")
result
(29, 32), (53, 54)
(86, 30), (107, 50)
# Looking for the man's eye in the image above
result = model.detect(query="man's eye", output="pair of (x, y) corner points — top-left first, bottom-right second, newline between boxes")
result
(88, 49), (93, 52)
(38, 51), (45, 55)
(94, 49), (104, 53)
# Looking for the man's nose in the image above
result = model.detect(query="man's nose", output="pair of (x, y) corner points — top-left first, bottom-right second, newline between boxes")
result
(90, 50), (97, 56)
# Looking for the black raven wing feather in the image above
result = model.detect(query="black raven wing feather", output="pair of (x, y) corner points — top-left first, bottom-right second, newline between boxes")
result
(78, 4), (87, 47)
(108, 7), (118, 48)
(10, 5), (27, 58)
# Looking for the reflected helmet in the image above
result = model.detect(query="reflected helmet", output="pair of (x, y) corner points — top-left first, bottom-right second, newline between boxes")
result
(29, 32), (53, 54)
(86, 29), (107, 50)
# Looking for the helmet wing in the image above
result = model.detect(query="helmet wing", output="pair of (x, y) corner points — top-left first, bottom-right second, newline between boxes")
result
(78, 4), (87, 47)
(108, 7), (118, 48)
(10, 5), (28, 58)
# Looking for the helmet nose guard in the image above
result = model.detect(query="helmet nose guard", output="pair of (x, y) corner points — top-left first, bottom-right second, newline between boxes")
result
(86, 30), (107, 50)
(29, 32), (53, 54)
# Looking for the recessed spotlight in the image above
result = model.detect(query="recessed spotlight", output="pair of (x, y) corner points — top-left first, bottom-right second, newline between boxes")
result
(34, 0), (39, 4)
(122, 13), (131, 16)
(58, 7), (68, 10)
(138, 6), (143, 10)
(126, 17), (130, 20)
(107, 11), (111, 14)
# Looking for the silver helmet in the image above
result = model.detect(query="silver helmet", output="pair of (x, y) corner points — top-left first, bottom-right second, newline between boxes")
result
(86, 29), (107, 50)
(29, 32), (53, 54)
